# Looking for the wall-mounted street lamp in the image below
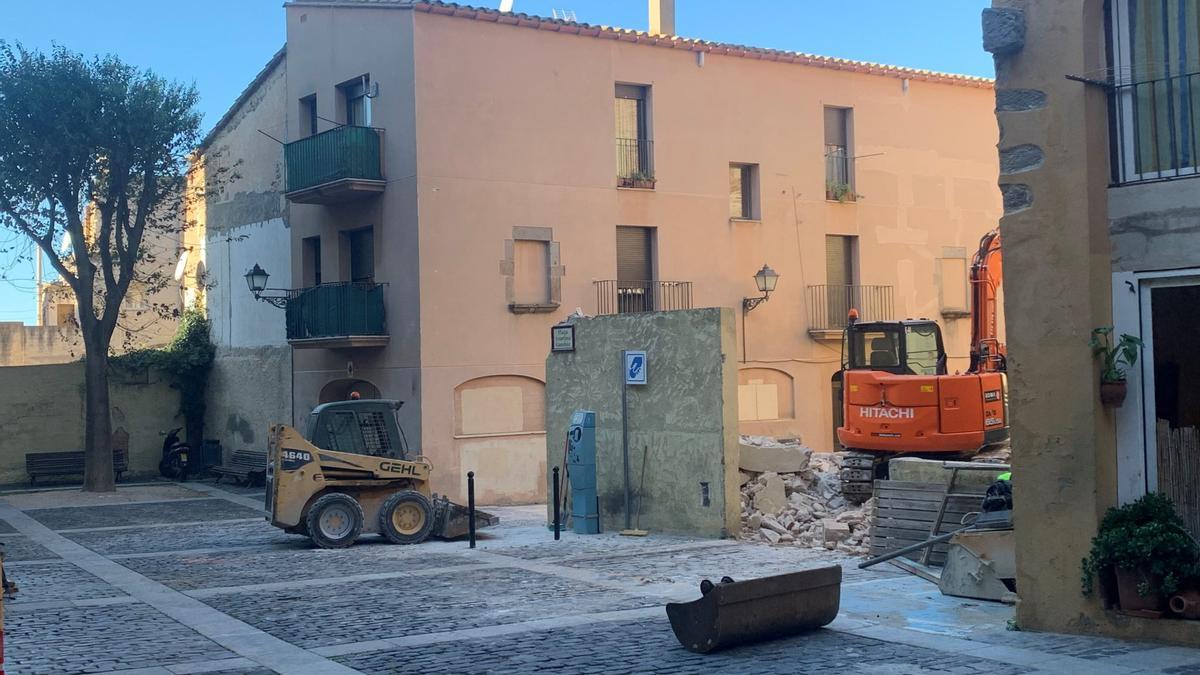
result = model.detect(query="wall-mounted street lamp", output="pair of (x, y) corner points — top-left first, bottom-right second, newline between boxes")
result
(244, 263), (289, 309)
(742, 264), (780, 313)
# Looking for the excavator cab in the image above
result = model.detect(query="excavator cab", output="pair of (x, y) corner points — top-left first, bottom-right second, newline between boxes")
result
(844, 320), (948, 377)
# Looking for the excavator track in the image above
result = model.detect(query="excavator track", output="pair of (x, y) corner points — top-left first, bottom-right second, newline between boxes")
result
(839, 451), (882, 504)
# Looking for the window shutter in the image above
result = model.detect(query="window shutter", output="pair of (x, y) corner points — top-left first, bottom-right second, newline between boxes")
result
(824, 107), (847, 146)
(825, 235), (853, 286)
(616, 227), (652, 282)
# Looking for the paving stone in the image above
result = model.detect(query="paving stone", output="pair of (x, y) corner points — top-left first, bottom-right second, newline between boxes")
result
(4, 560), (128, 604)
(472, 529), (707, 561)
(202, 565), (656, 648)
(27, 498), (263, 530)
(64, 520), (297, 556)
(558, 541), (897, 588)
(964, 628), (1162, 661)
(121, 544), (476, 591)
(6, 602), (234, 674)
(2, 534), (60, 561)
(335, 619), (1034, 674)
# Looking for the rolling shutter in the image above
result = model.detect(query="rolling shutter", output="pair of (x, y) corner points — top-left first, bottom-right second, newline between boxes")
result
(616, 227), (652, 282)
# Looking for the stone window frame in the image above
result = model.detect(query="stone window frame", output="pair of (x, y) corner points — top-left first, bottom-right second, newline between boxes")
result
(501, 226), (563, 314)
(937, 246), (971, 319)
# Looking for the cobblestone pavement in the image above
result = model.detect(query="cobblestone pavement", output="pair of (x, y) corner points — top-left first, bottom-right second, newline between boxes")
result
(3, 482), (1199, 674)
(336, 619), (1032, 675)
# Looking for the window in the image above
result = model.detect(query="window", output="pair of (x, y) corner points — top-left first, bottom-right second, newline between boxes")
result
(1110, 0), (1200, 182)
(303, 236), (322, 287)
(513, 239), (550, 304)
(54, 303), (75, 326)
(824, 107), (854, 201)
(615, 84), (652, 185)
(729, 163), (759, 219)
(616, 226), (655, 313)
(503, 227), (561, 312)
(300, 95), (318, 137)
(938, 255), (969, 317)
(737, 368), (795, 422)
(323, 412), (359, 453)
(341, 76), (370, 127)
(347, 227), (374, 284)
(905, 324), (941, 376)
(825, 235), (858, 328)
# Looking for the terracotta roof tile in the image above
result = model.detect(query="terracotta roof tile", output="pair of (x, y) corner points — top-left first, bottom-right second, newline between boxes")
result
(285, 0), (993, 89)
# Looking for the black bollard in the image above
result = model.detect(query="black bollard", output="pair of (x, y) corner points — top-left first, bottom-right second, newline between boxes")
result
(467, 471), (476, 549)
(552, 466), (561, 540)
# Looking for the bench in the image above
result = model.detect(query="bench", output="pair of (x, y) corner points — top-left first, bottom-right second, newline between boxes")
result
(25, 447), (128, 485)
(211, 449), (267, 486)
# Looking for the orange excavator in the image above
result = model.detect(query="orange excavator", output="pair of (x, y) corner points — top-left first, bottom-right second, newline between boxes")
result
(837, 229), (1007, 501)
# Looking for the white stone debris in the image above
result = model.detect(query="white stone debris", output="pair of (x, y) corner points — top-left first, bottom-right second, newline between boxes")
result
(737, 436), (874, 556)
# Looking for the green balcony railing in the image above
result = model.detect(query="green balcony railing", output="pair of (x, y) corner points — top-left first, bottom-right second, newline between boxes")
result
(284, 126), (383, 194)
(285, 282), (387, 341)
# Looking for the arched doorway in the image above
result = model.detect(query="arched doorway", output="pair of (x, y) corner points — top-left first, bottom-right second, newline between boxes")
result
(319, 378), (381, 403)
(453, 375), (546, 504)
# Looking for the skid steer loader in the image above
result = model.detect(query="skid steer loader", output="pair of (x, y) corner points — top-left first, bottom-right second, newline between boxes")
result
(266, 399), (498, 548)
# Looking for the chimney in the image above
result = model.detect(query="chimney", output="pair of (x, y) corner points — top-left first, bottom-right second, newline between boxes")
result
(649, 0), (675, 35)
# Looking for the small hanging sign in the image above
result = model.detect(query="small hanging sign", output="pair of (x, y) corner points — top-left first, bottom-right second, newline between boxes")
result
(551, 323), (576, 352)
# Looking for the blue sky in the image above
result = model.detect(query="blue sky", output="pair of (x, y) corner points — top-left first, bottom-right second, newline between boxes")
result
(0, 0), (993, 324)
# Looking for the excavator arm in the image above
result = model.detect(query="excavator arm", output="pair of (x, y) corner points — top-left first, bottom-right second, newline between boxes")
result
(968, 229), (1005, 374)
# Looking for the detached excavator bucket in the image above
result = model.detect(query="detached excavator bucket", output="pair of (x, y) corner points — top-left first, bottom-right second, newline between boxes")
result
(665, 565), (841, 654)
(430, 495), (500, 540)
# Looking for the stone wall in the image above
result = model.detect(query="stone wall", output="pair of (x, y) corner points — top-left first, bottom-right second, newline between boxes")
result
(545, 308), (739, 538)
(204, 346), (293, 463)
(987, 0), (1200, 646)
(0, 363), (180, 484)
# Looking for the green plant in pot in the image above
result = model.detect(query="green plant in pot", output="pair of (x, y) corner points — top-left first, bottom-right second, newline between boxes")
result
(1082, 492), (1199, 614)
(1089, 327), (1143, 407)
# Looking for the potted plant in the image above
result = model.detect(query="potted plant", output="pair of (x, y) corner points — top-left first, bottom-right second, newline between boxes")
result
(1089, 327), (1143, 407)
(1082, 492), (1199, 615)
(825, 180), (858, 202)
(619, 171), (656, 189)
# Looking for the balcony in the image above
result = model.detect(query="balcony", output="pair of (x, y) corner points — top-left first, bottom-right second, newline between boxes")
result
(825, 146), (856, 202)
(285, 282), (388, 349)
(1110, 71), (1200, 186)
(806, 284), (893, 339)
(594, 280), (692, 315)
(284, 126), (385, 204)
(616, 138), (655, 189)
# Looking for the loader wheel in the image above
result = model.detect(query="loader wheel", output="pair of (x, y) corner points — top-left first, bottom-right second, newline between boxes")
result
(379, 490), (435, 545)
(306, 493), (364, 549)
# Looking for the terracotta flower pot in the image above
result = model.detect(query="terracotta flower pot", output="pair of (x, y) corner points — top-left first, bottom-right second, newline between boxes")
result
(1115, 566), (1163, 613)
(1169, 590), (1200, 619)
(1100, 380), (1128, 407)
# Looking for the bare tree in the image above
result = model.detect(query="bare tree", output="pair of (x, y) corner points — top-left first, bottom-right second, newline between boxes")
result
(0, 44), (202, 491)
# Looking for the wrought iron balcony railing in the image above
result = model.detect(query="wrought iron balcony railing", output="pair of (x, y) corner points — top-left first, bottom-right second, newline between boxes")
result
(1110, 71), (1200, 185)
(285, 282), (387, 347)
(806, 284), (893, 332)
(594, 280), (692, 315)
(825, 146), (855, 202)
(284, 125), (385, 203)
(616, 138), (655, 188)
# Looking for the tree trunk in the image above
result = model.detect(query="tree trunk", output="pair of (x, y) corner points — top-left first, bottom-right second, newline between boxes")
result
(83, 344), (115, 492)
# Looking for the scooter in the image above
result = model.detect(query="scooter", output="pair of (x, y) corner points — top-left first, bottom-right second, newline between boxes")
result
(159, 428), (191, 482)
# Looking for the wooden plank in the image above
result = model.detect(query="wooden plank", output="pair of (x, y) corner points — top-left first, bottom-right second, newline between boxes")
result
(879, 497), (980, 510)
(888, 557), (942, 583)
(873, 479), (988, 494)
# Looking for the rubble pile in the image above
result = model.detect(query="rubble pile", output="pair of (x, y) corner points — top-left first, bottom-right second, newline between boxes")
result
(738, 436), (873, 556)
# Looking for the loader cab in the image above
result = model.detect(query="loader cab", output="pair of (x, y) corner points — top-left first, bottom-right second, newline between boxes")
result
(844, 320), (947, 376)
(305, 399), (409, 459)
